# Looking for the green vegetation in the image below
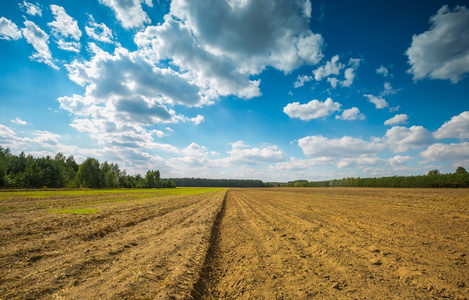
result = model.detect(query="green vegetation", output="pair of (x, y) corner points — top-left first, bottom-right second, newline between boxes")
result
(0, 147), (176, 189)
(167, 177), (265, 187)
(268, 167), (469, 188)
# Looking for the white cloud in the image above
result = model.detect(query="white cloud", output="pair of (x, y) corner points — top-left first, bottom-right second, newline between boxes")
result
(85, 15), (114, 43)
(376, 65), (389, 77)
(384, 114), (409, 125)
(228, 142), (285, 164)
(420, 142), (469, 163)
(381, 82), (400, 96)
(11, 117), (27, 125)
(283, 98), (341, 121)
(364, 94), (388, 109)
(48, 5), (82, 52)
(311, 55), (360, 88)
(0, 124), (31, 150)
(0, 17), (22, 40)
(19, 1), (42, 16)
(65, 45), (205, 107)
(433, 111), (469, 139)
(337, 156), (385, 169)
(298, 135), (384, 157)
(99, 0), (151, 29)
(135, 18), (261, 99)
(168, 0), (323, 74)
(294, 74), (313, 88)
(313, 55), (344, 81)
(406, 5), (469, 83)
(382, 126), (434, 153)
(389, 155), (413, 166)
(59, 45), (209, 150)
(327, 77), (339, 88)
(21, 20), (58, 69)
(341, 67), (356, 87)
(190, 115), (204, 125)
(335, 107), (365, 121)
(269, 156), (335, 171)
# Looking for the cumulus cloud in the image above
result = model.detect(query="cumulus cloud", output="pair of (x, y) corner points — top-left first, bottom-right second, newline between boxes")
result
(382, 126), (434, 153)
(65, 45), (204, 107)
(168, 0), (323, 74)
(21, 20), (58, 69)
(389, 155), (413, 166)
(376, 65), (389, 77)
(335, 107), (365, 121)
(0, 17), (22, 40)
(11, 117), (27, 125)
(364, 82), (400, 110)
(313, 55), (344, 81)
(294, 74), (313, 88)
(384, 114), (409, 125)
(48, 5), (82, 52)
(420, 142), (469, 163)
(364, 94), (388, 109)
(99, 0), (151, 29)
(19, 1), (42, 16)
(269, 156), (335, 171)
(135, 18), (261, 99)
(228, 142), (285, 165)
(337, 156), (385, 169)
(298, 135), (384, 157)
(406, 5), (469, 83)
(310, 56), (360, 88)
(59, 45), (209, 149)
(0, 124), (31, 149)
(341, 67), (356, 87)
(283, 98), (341, 121)
(85, 15), (114, 43)
(381, 82), (399, 96)
(433, 111), (469, 139)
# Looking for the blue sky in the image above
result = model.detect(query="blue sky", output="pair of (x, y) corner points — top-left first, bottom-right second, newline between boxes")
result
(1, 0), (468, 181)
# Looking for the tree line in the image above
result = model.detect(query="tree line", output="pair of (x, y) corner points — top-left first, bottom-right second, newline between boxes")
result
(0, 147), (175, 189)
(267, 167), (469, 188)
(166, 177), (265, 187)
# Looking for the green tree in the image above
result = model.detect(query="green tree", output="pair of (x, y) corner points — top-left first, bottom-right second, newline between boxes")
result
(456, 166), (468, 174)
(0, 147), (11, 187)
(78, 158), (102, 188)
(145, 170), (161, 188)
(427, 169), (440, 176)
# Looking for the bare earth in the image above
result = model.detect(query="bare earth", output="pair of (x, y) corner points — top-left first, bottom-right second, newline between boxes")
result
(196, 188), (469, 299)
(0, 189), (226, 299)
(1, 187), (469, 299)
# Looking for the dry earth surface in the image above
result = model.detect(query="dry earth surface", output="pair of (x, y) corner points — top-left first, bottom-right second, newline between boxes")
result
(0, 188), (226, 299)
(1, 187), (468, 299)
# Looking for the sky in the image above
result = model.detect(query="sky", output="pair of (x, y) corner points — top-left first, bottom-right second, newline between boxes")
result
(0, 0), (468, 182)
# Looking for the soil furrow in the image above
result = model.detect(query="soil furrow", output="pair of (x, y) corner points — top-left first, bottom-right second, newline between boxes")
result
(196, 188), (469, 299)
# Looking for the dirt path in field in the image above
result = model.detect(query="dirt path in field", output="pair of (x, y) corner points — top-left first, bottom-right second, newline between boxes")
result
(196, 188), (469, 299)
(0, 190), (227, 299)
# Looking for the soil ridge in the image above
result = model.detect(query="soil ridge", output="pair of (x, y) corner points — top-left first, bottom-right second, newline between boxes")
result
(190, 189), (228, 299)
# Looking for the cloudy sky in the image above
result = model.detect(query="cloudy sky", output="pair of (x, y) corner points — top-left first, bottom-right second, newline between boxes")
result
(1, 0), (468, 181)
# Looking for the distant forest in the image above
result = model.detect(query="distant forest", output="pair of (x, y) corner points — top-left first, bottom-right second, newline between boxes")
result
(0, 147), (175, 189)
(166, 177), (265, 187)
(268, 167), (469, 189)
(1, 147), (468, 189)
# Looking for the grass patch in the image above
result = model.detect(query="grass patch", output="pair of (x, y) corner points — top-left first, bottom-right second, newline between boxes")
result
(51, 208), (100, 214)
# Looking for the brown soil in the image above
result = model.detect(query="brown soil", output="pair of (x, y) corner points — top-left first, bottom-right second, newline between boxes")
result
(1, 187), (469, 299)
(196, 188), (469, 299)
(0, 189), (226, 299)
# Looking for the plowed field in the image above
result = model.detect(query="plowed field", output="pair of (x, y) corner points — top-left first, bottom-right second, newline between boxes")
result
(1, 187), (469, 299)
(0, 188), (226, 299)
(195, 188), (469, 299)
